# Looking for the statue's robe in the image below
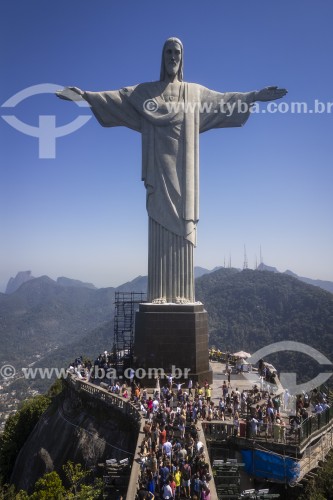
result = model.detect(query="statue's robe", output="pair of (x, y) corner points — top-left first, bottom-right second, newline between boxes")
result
(84, 82), (255, 302)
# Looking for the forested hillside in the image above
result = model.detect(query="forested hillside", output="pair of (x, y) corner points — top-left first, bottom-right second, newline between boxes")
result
(196, 268), (333, 383)
(0, 276), (115, 368)
(2, 268), (333, 392)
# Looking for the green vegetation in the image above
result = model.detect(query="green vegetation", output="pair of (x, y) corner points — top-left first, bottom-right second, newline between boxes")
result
(2, 320), (113, 396)
(2, 269), (333, 395)
(1, 268), (333, 498)
(30, 472), (66, 499)
(196, 268), (333, 381)
(297, 450), (333, 499)
(0, 377), (103, 499)
(0, 462), (103, 499)
(61, 462), (103, 499)
(0, 381), (63, 485)
(0, 276), (114, 368)
(0, 395), (51, 484)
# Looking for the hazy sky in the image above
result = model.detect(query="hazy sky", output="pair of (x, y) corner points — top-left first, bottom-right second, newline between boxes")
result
(1, 0), (332, 291)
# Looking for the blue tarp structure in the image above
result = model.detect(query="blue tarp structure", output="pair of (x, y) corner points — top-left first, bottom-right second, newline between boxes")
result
(241, 449), (300, 483)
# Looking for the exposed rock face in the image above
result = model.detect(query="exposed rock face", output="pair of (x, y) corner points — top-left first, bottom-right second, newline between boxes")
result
(5, 271), (34, 294)
(10, 388), (137, 492)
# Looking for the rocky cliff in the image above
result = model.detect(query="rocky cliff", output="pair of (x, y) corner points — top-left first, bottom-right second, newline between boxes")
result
(10, 385), (137, 492)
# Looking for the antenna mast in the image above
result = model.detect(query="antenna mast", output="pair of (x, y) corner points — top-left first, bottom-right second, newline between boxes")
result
(260, 245), (263, 265)
(243, 244), (248, 270)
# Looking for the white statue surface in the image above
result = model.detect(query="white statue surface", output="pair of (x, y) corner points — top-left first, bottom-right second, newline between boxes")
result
(57, 38), (287, 303)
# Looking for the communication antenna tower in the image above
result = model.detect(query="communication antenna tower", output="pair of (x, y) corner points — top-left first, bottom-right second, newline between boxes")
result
(243, 244), (248, 270)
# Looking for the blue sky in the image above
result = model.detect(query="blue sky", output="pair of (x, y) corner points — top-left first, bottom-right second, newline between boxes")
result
(1, 0), (332, 291)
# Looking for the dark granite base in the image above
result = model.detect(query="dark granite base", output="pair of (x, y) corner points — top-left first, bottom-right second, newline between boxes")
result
(134, 303), (212, 385)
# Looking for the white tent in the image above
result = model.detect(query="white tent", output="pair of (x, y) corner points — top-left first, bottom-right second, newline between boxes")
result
(233, 350), (251, 359)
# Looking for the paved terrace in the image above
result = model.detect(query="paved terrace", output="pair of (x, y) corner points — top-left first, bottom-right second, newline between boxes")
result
(65, 358), (333, 497)
(207, 359), (289, 444)
(205, 360), (333, 488)
(65, 374), (218, 499)
(207, 360), (333, 453)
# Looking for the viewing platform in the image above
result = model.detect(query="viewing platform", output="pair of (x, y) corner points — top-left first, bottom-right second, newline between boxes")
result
(205, 359), (333, 491)
(65, 352), (333, 498)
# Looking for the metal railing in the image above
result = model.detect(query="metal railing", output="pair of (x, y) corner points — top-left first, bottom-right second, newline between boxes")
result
(65, 374), (143, 498)
(298, 428), (333, 481)
(66, 374), (218, 498)
(203, 407), (333, 448)
(299, 406), (333, 446)
(66, 373), (141, 422)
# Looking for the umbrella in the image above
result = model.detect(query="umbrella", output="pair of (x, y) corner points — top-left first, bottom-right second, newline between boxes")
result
(233, 350), (251, 359)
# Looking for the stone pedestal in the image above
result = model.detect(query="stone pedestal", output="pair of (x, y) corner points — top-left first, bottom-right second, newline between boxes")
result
(134, 303), (212, 384)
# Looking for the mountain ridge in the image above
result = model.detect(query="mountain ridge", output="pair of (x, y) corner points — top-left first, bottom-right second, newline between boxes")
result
(195, 267), (333, 381)
(5, 264), (333, 295)
(1, 267), (333, 395)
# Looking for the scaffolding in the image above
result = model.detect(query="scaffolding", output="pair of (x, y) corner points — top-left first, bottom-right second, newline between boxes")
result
(113, 291), (146, 373)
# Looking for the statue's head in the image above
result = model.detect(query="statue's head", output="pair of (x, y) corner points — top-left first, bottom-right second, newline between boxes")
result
(160, 37), (183, 82)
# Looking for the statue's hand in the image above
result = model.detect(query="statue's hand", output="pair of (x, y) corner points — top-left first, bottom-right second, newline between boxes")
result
(55, 86), (84, 101)
(254, 86), (288, 102)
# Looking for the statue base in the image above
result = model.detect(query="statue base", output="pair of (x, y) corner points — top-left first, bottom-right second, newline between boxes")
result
(134, 303), (212, 385)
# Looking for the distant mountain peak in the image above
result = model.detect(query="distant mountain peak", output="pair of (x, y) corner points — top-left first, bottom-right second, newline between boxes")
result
(194, 266), (223, 279)
(257, 263), (333, 294)
(257, 263), (279, 273)
(5, 271), (35, 294)
(115, 275), (147, 293)
(56, 277), (97, 289)
(284, 269), (298, 278)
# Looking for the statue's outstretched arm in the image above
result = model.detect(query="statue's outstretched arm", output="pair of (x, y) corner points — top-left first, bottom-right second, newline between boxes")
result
(254, 86), (288, 102)
(55, 86), (85, 102)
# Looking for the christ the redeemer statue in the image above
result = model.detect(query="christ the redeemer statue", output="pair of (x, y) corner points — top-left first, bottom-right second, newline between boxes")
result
(57, 37), (287, 304)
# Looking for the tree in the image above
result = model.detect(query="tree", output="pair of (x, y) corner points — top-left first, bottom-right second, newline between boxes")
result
(0, 396), (51, 483)
(0, 483), (29, 499)
(62, 461), (90, 497)
(298, 451), (333, 499)
(73, 478), (103, 500)
(29, 471), (66, 499)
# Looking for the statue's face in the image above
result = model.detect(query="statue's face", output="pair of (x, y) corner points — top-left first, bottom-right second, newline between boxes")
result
(163, 41), (182, 78)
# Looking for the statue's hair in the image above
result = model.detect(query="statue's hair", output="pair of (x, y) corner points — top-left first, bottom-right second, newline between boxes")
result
(160, 37), (183, 82)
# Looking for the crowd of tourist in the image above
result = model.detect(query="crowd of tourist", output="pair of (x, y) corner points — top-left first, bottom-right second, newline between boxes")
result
(67, 355), (215, 498)
(67, 349), (331, 498)
(134, 379), (213, 500)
